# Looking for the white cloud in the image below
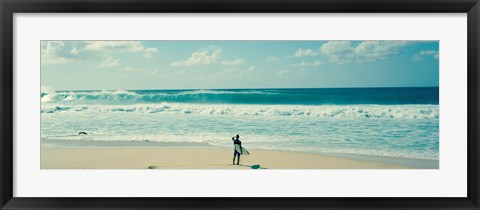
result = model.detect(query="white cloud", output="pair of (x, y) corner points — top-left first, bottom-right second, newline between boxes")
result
(412, 50), (439, 61)
(246, 65), (257, 71)
(351, 41), (408, 63)
(171, 46), (222, 66)
(293, 60), (323, 67)
(292, 41), (409, 64)
(84, 41), (159, 58)
(319, 41), (353, 64)
(225, 65), (257, 73)
(84, 41), (144, 52)
(99, 57), (120, 68)
(267, 56), (279, 62)
(294, 48), (319, 57)
(41, 41), (64, 53)
(143, 48), (159, 58)
(120, 66), (142, 72)
(69, 47), (80, 55)
(221, 59), (245, 65)
(319, 41), (353, 55)
(41, 41), (74, 65)
(42, 41), (160, 66)
(431, 52), (440, 59)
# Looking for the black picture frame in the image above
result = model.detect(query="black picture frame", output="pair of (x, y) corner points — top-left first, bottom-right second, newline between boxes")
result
(1, 0), (479, 209)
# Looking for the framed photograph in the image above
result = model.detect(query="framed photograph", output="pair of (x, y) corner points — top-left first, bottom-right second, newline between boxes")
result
(1, 0), (479, 209)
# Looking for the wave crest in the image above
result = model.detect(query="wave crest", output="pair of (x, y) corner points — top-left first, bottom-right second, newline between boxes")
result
(40, 88), (439, 105)
(41, 103), (439, 119)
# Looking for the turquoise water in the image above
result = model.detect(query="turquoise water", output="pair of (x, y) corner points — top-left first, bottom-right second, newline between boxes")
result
(41, 88), (439, 160)
(41, 87), (438, 105)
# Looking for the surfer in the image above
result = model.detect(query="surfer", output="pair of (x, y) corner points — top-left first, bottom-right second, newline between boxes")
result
(232, 134), (242, 165)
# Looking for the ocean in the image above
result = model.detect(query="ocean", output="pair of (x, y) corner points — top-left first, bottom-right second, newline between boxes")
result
(40, 87), (439, 160)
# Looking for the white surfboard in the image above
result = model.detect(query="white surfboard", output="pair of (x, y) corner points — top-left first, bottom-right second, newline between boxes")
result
(235, 144), (250, 155)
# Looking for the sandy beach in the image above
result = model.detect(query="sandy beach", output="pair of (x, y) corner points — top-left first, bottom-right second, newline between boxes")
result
(41, 144), (419, 169)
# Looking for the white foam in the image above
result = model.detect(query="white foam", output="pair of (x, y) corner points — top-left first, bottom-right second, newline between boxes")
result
(41, 103), (439, 119)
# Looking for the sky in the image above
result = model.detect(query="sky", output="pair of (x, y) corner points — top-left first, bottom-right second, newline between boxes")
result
(41, 41), (439, 90)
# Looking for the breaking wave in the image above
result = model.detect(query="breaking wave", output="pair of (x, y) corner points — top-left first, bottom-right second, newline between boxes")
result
(40, 88), (439, 105)
(41, 103), (439, 119)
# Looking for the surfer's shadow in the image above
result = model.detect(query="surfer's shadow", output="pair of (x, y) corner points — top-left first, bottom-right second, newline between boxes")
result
(239, 164), (268, 169)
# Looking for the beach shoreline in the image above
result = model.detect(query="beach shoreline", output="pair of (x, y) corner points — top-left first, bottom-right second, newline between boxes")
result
(41, 139), (438, 169)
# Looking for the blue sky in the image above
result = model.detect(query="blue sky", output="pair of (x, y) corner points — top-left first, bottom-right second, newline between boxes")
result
(41, 41), (439, 90)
